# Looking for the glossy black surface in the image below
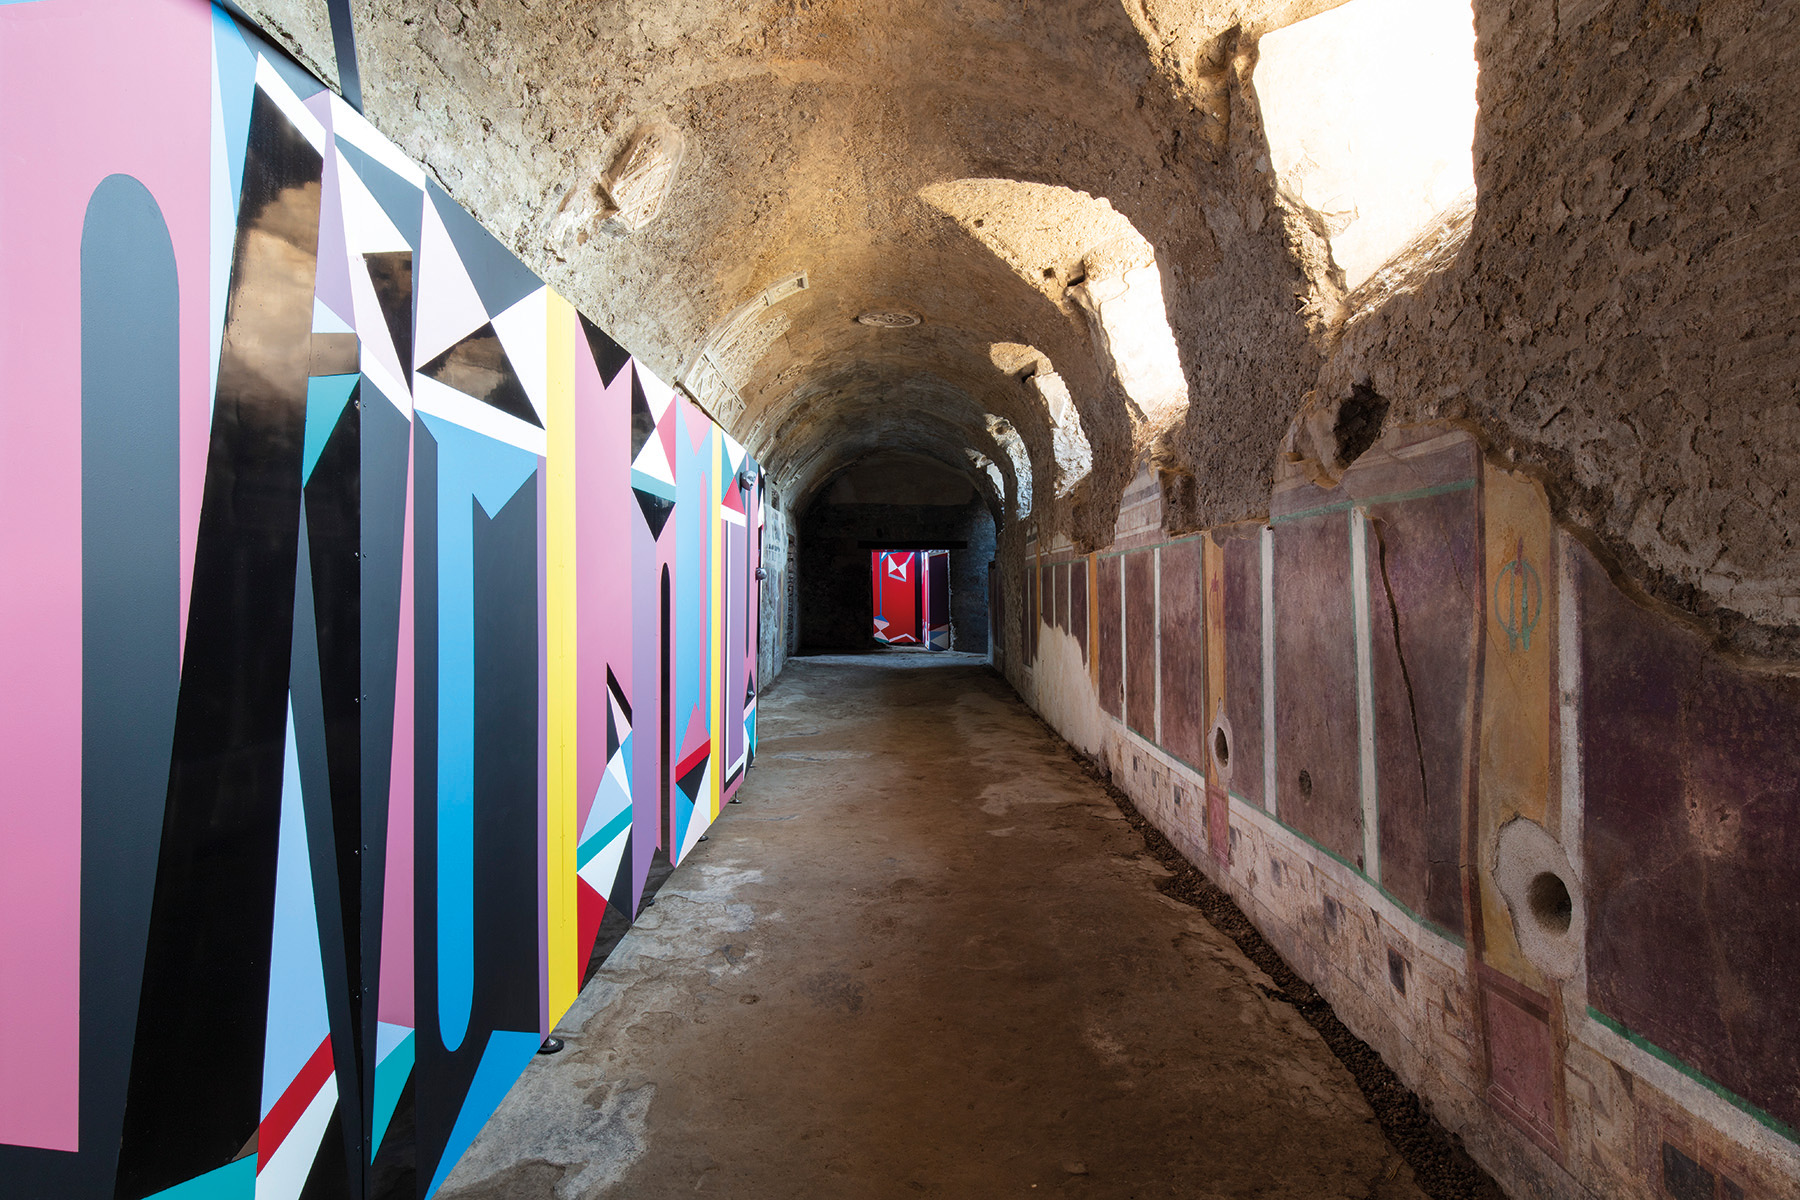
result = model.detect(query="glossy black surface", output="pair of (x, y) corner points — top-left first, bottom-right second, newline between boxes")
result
(115, 86), (323, 1200)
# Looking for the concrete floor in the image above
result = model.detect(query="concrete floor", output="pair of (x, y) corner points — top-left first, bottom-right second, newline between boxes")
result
(440, 654), (1424, 1199)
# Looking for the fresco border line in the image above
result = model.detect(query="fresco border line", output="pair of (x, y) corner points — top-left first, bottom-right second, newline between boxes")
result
(1585, 1007), (1799, 1148)
(1269, 477), (1477, 527)
(1226, 789), (1468, 955)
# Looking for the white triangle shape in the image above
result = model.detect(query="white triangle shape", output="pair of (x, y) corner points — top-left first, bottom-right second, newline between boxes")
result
(347, 253), (411, 415)
(631, 421), (676, 487)
(414, 194), (491, 370)
(490, 288), (550, 425)
(637, 360), (676, 422)
(336, 145), (410, 256)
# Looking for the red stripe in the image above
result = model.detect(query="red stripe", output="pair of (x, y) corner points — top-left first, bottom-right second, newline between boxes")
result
(676, 739), (711, 779)
(258, 1035), (334, 1172)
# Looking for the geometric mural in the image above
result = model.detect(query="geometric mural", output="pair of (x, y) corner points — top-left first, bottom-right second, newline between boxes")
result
(0, 2), (763, 1196)
(870, 549), (950, 649)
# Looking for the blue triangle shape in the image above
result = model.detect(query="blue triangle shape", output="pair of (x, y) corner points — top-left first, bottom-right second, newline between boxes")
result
(212, 9), (258, 215)
(303, 374), (359, 484)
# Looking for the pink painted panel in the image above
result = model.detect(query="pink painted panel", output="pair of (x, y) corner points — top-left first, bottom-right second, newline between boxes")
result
(574, 336), (633, 832)
(0, 0), (212, 1151)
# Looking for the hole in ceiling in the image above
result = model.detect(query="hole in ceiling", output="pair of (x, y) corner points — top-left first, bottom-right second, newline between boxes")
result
(1256, 0), (1478, 290)
(985, 414), (1033, 519)
(1068, 256), (1190, 427)
(991, 343), (1092, 500)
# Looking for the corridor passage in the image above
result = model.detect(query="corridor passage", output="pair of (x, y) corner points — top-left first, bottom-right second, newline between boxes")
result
(440, 656), (1422, 1199)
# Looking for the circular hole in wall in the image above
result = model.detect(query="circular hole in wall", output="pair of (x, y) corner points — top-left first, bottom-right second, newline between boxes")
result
(1213, 727), (1230, 768)
(1298, 769), (1313, 797)
(1527, 871), (1573, 935)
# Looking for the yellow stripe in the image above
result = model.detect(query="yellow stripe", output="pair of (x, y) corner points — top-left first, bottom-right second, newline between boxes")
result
(710, 428), (725, 820)
(544, 291), (580, 1020)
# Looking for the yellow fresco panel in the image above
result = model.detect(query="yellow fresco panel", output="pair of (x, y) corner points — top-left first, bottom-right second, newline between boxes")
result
(1475, 462), (1556, 988)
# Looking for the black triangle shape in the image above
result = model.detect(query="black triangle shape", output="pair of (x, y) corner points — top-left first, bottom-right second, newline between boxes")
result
(605, 830), (636, 918)
(606, 664), (633, 725)
(605, 688), (622, 762)
(677, 757), (709, 804)
(579, 311), (633, 390)
(418, 322), (542, 428)
(634, 487), (675, 540)
(363, 251), (413, 376)
(628, 369), (654, 462)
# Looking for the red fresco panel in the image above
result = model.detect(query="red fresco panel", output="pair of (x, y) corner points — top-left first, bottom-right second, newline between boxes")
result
(1158, 540), (1206, 769)
(1124, 550), (1156, 738)
(1579, 544), (1800, 1134)
(1222, 532), (1264, 807)
(1070, 558), (1089, 664)
(1272, 504), (1362, 866)
(1097, 556), (1122, 717)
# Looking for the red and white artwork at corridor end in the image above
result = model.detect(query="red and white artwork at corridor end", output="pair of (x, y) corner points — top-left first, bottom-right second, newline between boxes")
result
(871, 550), (949, 648)
(873, 551), (920, 644)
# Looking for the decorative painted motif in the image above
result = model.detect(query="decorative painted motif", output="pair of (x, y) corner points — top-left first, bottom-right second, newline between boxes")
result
(0, 3), (763, 1196)
(1493, 536), (1543, 651)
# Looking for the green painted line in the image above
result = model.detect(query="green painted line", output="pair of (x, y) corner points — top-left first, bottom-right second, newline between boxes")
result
(1587, 1007), (1799, 1144)
(577, 806), (633, 870)
(1270, 477), (1476, 526)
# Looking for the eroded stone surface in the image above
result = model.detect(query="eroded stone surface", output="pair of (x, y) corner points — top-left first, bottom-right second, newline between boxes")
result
(237, 0), (1797, 638)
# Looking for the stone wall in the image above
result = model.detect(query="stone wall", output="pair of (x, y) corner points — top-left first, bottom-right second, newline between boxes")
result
(1011, 429), (1800, 1200)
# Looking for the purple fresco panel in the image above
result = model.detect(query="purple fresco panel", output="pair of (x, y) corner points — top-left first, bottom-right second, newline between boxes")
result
(1070, 558), (1089, 664)
(1580, 546), (1800, 1133)
(1158, 540), (1206, 769)
(1097, 556), (1122, 717)
(1053, 561), (1067, 632)
(1124, 550), (1156, 738)
(0, 0), (211, 1151)
(1364, 488), (1477, 936)
(1222, 534), (1263, 807)
(1272, 506), (1361, 865)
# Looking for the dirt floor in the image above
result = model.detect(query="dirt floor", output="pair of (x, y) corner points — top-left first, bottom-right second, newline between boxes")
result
(439, 654), (1429, 1199)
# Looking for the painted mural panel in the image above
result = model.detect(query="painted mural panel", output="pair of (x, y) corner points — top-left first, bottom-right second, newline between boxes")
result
(1221, 531), (1263, 809)
(1096, 556), (1123, 717)
(1579, 546), (1800, 1138)
(1070, 557), (1089, 664)
(1271, 498), (1361, 866)
(873, 550), (921, 645)
(1352, 437), (1479, 939)
(1124, 550), (1156, 738)
(1157, 540), (1206, 770)
(0, 4), (764, 1197)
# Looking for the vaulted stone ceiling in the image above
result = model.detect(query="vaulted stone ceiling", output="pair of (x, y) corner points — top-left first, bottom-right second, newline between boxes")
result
(243, 0), (1800, 646)
(241, 0), (1348, 547)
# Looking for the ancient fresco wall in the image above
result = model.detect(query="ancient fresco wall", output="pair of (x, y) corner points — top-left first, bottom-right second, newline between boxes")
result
(0, 3), (763, 1196)
(1019, 429), (1800, 1200)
